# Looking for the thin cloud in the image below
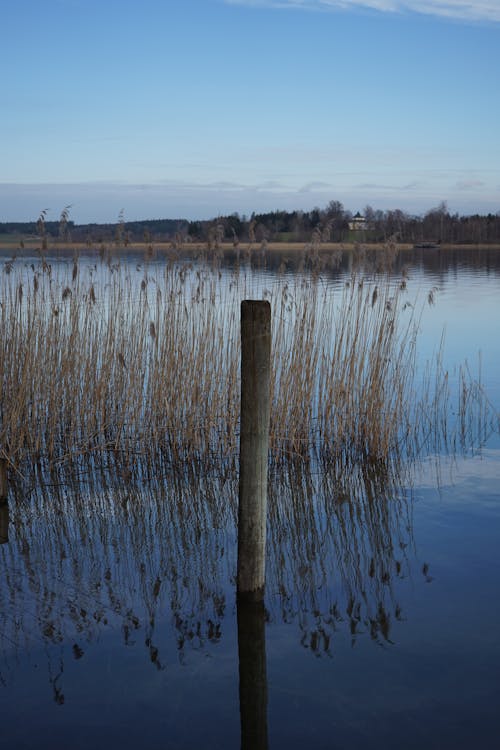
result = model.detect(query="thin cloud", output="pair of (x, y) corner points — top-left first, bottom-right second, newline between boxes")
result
(298, 181), (333, 192)
(456, 179), (485, 190)
(224, 1), (500, 23)
(355, 180), (422, 190)
(255, 180), (292, 191)
(2, 178), (498, 223)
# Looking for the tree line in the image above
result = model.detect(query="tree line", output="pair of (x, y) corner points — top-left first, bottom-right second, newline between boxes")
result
(1, 201), (500, 245)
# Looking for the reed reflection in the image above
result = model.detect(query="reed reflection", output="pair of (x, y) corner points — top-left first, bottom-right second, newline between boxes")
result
(267, 452), (414, 651)
(0, 462), (236, 690)
(0, 436), (479, 697)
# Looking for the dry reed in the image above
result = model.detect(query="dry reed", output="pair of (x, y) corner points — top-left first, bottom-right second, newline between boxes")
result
(0, 251), (496, 483)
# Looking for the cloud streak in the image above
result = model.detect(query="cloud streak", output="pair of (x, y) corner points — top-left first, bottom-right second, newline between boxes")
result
(455, 179), (485, 190)
(2, 175), (498, 224)
(224, 0), (500, 23)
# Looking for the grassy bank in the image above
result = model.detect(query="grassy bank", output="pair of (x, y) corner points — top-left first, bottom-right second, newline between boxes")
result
(3, 237), (500, 256)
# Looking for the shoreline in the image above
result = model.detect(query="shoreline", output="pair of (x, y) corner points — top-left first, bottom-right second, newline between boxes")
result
(1, 239), (500, 256)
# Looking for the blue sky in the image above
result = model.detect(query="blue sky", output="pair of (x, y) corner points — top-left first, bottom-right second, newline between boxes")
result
(1, 0), (499, 222)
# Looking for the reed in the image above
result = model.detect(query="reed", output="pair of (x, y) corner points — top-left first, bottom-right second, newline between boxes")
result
(0, 250), (495, 483)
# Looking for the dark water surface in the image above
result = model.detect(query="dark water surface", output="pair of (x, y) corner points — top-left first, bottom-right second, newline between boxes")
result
(1, 247), (499, 749)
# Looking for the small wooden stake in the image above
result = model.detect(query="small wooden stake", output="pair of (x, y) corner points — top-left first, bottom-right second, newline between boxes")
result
(237, 300), (271, 599)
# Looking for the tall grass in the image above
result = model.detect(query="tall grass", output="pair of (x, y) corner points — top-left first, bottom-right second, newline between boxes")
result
(271, 273), (418, 460)
(1, 257), (239, 473)
(0, 250), (495, 483)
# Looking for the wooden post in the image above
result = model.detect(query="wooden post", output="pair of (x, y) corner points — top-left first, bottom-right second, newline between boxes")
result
(0, 458), (7, 505)
(237, 300), (271, 599)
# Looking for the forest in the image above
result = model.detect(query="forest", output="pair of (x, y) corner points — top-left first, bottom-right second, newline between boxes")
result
(1, 200), (500, 245)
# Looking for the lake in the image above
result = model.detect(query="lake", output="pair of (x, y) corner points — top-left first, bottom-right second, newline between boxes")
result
(1, 245), (499, 749)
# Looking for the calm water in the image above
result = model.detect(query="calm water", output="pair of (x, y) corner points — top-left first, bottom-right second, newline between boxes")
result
(1, 247), (499, 749)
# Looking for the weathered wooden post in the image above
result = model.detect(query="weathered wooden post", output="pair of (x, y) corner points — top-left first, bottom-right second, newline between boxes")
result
(237, 300), (271, 599)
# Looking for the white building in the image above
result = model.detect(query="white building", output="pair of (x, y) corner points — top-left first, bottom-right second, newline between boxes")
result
(348, 213), (367, 232)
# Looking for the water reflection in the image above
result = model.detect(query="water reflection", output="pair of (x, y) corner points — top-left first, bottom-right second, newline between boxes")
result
(0, 503), (8, 544)
(204, 242), (500, 284)
(0, 465), (235, 685)
(267, 454), (414, 651)
(0, 449), (426, 692)
(237, 594), (268, 750)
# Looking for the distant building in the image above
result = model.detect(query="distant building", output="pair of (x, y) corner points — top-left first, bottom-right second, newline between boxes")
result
(348, 213), (367, 232)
